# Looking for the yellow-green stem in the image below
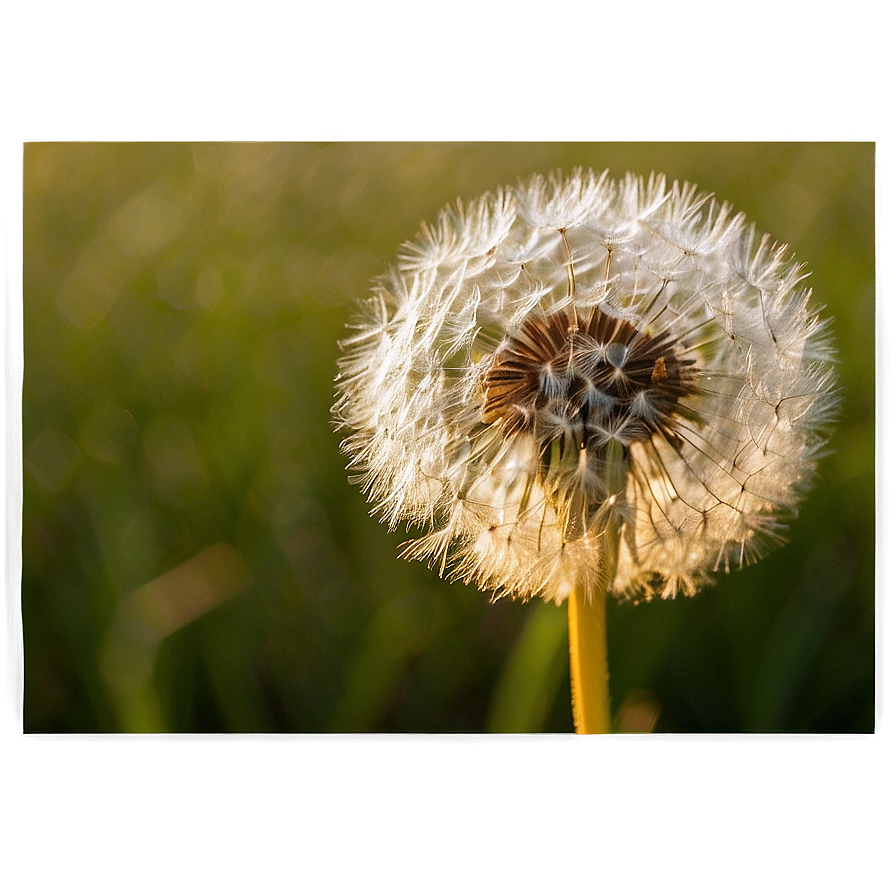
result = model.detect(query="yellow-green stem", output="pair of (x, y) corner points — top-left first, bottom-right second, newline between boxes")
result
(568, 582), (611, 734)
(568, 440), (624, 734)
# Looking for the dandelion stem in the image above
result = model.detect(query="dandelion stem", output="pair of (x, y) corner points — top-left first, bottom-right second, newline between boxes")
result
(568, 441), (624, 734)
(568, 581), (611, 734)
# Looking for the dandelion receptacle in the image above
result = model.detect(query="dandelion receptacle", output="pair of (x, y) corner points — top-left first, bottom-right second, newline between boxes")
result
(334, 169), (838, 733)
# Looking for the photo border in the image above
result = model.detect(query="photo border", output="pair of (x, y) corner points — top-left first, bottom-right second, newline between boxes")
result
(0, 0), (896, 893)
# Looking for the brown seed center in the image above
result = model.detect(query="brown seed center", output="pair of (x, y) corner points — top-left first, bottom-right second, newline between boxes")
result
(483, 306), (697, 450)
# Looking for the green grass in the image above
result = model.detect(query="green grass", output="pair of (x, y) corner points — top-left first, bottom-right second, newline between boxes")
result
(22, 142), (874, 732)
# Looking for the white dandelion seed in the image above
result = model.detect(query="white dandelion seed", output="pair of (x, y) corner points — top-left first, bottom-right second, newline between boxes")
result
(334, 169), (838, 604)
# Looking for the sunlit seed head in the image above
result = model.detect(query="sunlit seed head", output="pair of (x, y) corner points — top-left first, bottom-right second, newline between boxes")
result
(334, 169), (839, 603)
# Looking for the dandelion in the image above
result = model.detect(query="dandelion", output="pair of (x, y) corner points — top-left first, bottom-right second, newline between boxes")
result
(334, 169), (838, 733)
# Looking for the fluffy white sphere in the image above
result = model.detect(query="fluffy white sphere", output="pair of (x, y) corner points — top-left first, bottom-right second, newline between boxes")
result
(334, 170), (838, 603)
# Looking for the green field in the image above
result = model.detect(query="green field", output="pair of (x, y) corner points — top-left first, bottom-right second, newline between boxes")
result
(22, 143), (875, 733)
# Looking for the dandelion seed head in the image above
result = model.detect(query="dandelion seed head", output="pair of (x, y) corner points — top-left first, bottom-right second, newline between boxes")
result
(334, 169), (838, 603)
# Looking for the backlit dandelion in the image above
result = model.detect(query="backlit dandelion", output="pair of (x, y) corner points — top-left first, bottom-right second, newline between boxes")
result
(334, 169), (838, 732)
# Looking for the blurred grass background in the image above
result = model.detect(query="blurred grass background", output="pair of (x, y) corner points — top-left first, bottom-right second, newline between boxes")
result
(22, 142), (874, 733)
